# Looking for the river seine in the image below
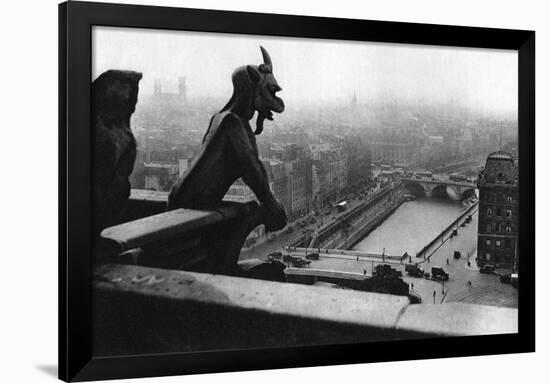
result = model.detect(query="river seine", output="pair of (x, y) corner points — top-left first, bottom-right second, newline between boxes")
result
(352, 198), (466, 257)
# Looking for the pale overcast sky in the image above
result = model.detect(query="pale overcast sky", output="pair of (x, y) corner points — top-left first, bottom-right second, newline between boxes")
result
(93, 26), (517, 117)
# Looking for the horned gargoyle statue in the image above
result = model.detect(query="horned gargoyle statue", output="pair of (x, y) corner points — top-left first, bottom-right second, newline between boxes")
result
(168, 46), (287, 273)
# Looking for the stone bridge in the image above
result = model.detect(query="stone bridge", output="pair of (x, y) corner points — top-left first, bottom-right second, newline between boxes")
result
(401, 177), (477, 200)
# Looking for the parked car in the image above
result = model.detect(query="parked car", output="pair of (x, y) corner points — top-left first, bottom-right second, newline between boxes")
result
(405, 264), (424, 277)
(479, 264), (496, 274)
(305, 252), (319, 260)
(267, 251), (283, 261)
(283, 254), (305, 264)
(431, 266), (449, 281)
(499, 273), (512, 284)
(290, 258), (311, 268)
(373, 264), (403, 278)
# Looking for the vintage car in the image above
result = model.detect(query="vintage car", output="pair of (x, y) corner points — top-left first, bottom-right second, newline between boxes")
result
(290, 258), (311, 268)
(373, 264), (403, 278)
(405, 264), (424, 277)
(431, 266), (449, 281)
(499, 273), (512, 284)
(305, 252), (319, 260)
(267, 251), (283, 261)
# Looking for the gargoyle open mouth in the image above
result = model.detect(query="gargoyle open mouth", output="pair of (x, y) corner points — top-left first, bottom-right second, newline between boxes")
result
(256, 102), (283, 134)
(265, 93), (285, 120)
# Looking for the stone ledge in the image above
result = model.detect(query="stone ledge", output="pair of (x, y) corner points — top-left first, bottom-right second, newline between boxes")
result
(93, 264), (518, 356)
(395, 302), (518, 336)
(94, 263), (410, 329)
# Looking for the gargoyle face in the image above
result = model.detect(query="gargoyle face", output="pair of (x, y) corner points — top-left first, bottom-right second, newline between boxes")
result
(247, 46), (285, 123)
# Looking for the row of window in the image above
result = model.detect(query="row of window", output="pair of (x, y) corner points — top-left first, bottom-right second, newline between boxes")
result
(486, 207), (513, 219)
(484, 238), (513, 249)
(485, 222), (513, 233)
(483, 191), (515, 204)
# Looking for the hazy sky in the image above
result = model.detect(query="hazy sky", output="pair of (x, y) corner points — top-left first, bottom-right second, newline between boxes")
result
(93, 26), (517, 117)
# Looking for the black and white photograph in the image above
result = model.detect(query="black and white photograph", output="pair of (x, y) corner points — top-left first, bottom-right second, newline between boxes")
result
(3, 0), (547, 382)
(91, 25), (520, 356)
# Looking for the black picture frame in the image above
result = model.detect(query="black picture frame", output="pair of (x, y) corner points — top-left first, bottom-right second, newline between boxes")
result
(59, 1), (535, 381)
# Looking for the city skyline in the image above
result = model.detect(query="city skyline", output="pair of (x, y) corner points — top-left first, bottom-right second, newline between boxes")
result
(93, 26), (518, 119)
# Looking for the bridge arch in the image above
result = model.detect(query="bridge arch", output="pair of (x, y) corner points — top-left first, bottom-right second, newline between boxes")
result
(431, 184), (450, 199)
(403, 181), (426, 198)
(430, 184), (463, 201)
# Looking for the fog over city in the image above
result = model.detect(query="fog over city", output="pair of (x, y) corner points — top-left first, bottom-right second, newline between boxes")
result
(93, 26), (517, 119)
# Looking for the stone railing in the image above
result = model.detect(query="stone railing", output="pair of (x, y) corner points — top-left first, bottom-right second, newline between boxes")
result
(93, 189), (518, 355)
(98, 189), (259, 274)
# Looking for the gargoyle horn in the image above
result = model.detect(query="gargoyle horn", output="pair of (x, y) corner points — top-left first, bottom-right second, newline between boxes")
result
(260, 46), (272, 72)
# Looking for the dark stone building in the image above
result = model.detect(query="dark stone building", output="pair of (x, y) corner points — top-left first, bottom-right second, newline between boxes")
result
(477, 151), (518, 270)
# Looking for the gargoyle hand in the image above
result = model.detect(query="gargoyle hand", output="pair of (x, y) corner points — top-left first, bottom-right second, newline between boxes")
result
(263, 196), (287, 232)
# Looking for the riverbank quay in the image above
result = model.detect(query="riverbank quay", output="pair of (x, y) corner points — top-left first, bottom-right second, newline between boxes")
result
(416, 201), (478, 261)
(240, 183), (392, 259)
(308, 185), (404, 249)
